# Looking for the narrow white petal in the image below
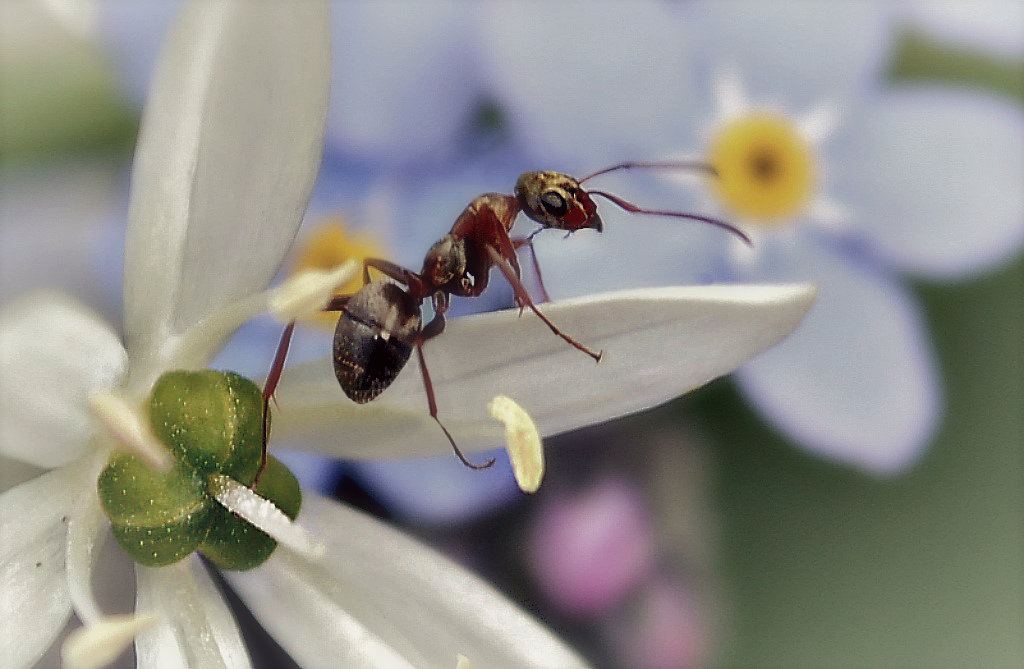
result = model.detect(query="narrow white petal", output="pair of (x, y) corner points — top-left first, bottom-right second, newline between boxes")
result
(123, 0), (330, 366)
(62, 613), (157, 669)
(209, 475), (325, 560)
(714, 65), (748, 120)
(65, 490), (108, 626)
(0, 292), (127, 468)
(135, 558), (252, 669)
(226, 494), (591, 668)
(0, 465), (89, 668)
(845, 90), (1024, 278)
(269, 285), (817, 459)
(806, 196), (853, 233)
(797, 99), (840, 145)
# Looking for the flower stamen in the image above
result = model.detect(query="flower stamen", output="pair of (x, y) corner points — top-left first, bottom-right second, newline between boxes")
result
(208, 474), (325, 560)
(61, 613), (158, 669)
(488, 395), (544, 493)
(88, 391), (172, 471)
(708, 112), (816, 223)
(267, 260), (359, 323)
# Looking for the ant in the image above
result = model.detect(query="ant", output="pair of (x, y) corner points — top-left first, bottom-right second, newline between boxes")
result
(258, 161), (750, 474)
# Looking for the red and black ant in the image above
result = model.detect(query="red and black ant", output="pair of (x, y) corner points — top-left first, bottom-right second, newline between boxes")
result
(258, 161), (750, 474)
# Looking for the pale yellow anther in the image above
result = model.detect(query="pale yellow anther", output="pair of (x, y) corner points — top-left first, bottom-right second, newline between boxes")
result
(488, 395), (544, 493)
(267, 260), (358, 323)
(62, 614), (158, 669)
(88, 391), (172, 471)
(455, 654), (474, 669)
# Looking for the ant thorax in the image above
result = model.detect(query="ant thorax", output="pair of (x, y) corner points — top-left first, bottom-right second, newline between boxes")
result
(514, 171), (602, 232)
(421, 234), (471, 293)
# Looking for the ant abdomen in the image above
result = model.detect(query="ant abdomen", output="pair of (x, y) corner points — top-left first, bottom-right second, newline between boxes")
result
(332, 281), (422, 404)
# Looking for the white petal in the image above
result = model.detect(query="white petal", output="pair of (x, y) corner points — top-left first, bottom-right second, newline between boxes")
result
(736, 243), (941, 473)
(478, 0), (699, 166)
(65, 490), (108, 625)
(123, 0), (330, 366)
(0, 292), (127, 468)
(328, 1), (477, 161)
(135, 558), (252, 669)
(0, 455), (45, 493)
(843, 90), (1024, 278)
(693, 1), (891, 105)
(0, 465), (87, 668)
(268, 284), (816, 459)
(226, 494), (591, 668)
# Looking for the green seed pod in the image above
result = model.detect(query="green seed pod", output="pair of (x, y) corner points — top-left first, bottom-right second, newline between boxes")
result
(148, 370), (263, 485)
(98, 453), (213, 567)
(201, 455), (302, 571)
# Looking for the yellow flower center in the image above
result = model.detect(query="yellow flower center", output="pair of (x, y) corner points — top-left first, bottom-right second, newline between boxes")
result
(708, 113), (816, 224)
(291, 219), (385, 328)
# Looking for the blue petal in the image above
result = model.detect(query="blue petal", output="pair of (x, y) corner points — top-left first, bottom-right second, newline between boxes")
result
(478, 0), (699, 166)
(350, 452), (520, 526)
(841, 89), (1024, 279)
(327, 1), (479, 162)
(689, 1), (891, 107)
(735, 238), (941, 474)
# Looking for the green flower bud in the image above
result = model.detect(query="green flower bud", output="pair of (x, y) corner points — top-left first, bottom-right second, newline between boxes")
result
(148, 370), (263, 485)
(98, 453), (212, 567)
(201, 455), (302, 571)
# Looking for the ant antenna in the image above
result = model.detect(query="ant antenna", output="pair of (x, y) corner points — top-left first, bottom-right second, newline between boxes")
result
(588, 190), (753, 246)
(579, 160), (719, 184)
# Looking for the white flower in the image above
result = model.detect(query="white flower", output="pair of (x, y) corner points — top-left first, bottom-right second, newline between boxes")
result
(1, 1), (817, 667)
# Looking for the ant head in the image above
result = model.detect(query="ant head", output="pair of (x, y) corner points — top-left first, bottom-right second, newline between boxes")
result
(514, 171), (603, 233)
(421, 234), (468, 288)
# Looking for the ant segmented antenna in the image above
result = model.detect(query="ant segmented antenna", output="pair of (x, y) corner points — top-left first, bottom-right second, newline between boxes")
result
(578, 160), (719, 183)
(587, 189), (752, 246)
(574, 160), (751, 246)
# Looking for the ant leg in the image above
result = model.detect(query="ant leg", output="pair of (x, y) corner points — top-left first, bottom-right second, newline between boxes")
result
(416, 313), (495, 470)
(485, 245), (602, 362)
(256, 295), (352, 483)
(512, 236), (551, 303)
(362, 257), (434, 297)
(256, 320), (296, 484)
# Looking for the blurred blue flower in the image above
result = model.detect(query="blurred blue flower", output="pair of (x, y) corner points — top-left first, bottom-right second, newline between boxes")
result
(481, 0), (1024, 473)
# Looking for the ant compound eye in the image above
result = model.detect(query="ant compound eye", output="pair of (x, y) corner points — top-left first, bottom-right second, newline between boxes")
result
(540, 190), (569, 218)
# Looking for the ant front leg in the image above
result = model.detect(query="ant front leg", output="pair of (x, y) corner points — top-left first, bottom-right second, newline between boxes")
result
(485, 245), (602, 362)
(513, 235), (551, 304)
(416, 294), (495, 470)
(256, 295), (352, 483)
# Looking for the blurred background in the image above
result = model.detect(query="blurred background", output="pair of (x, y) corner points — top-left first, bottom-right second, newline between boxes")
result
(2, 1), (1022, 667)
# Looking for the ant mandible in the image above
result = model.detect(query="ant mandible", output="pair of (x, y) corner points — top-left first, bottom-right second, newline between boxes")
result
(258, 161), (751, 474)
